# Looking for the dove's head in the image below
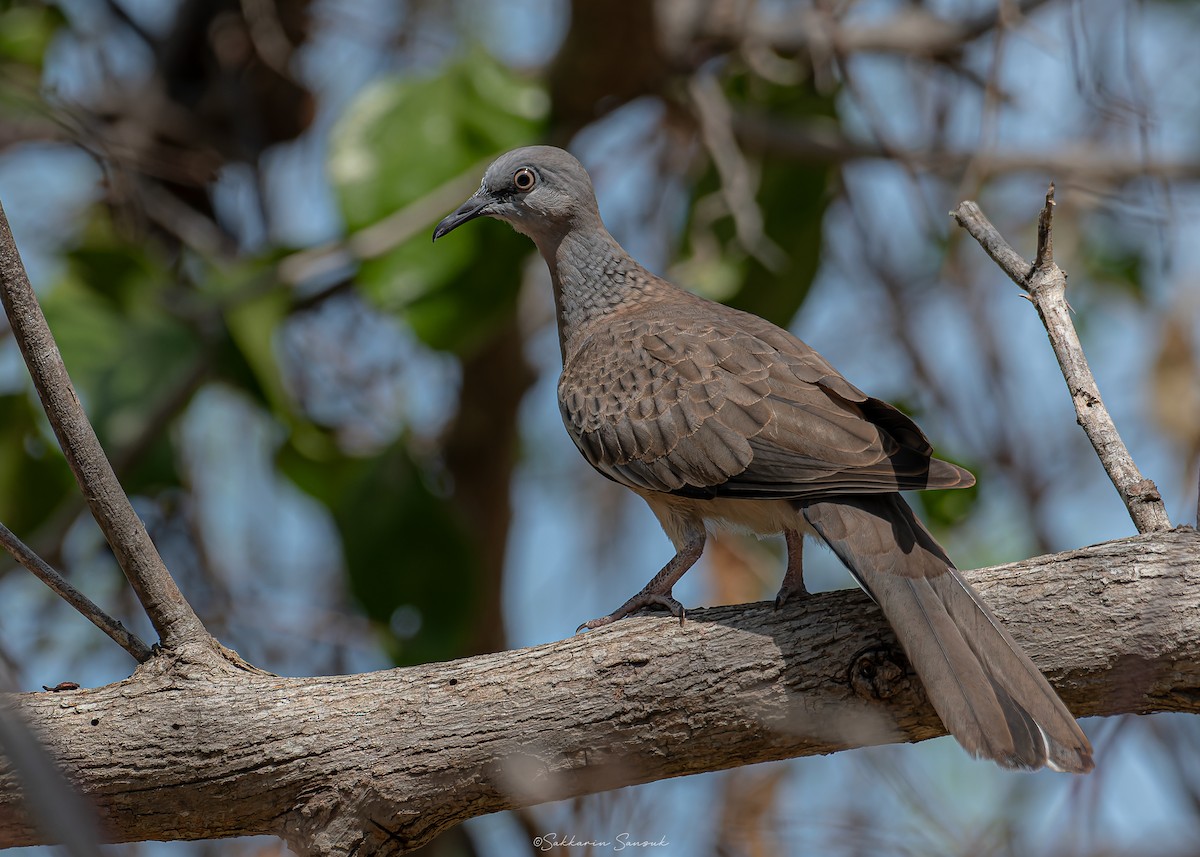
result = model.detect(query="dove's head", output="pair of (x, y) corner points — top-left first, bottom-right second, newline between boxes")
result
(433, 146), (602, 245)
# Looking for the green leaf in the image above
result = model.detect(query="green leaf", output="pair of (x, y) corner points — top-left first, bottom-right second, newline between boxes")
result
(330, 54), (545, 231)
(404, 224), (528, 351)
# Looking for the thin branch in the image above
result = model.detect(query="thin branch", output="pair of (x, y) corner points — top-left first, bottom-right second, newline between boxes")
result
(951, 188), (1172, 533)
(832, 0), (1051, 56)
(0, 197), (210, 648)
(732, 114), (1200, 186)
(951, 199), (1036, 280)
(0, 522), (152, 663)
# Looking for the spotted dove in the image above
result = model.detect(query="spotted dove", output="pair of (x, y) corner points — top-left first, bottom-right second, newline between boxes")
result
(433, 145), (1093, 773)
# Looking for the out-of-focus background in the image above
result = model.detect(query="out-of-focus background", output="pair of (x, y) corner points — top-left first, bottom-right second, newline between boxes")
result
(1, 0), (1199, 854)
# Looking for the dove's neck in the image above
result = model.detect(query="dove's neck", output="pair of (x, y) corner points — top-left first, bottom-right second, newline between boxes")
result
(538, 225), (665, 361)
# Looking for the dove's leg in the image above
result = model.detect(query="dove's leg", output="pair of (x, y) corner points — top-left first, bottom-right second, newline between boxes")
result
(576, 526), (706, 633)
(774, 528), (809, 608)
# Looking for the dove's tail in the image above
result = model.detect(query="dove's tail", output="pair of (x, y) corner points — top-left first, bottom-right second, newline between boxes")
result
(800, 494), (1093, 773)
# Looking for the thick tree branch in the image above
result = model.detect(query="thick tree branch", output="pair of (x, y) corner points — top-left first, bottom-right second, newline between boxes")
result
(0, 522), (151, 663)
(952, 189), (1173, 534)
(1, 529), (1196, 854)
(0, 198), (210, 649)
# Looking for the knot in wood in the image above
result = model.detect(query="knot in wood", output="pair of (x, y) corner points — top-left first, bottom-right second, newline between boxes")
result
(848, 646), (908, 701)
(1126, 478), (1162, 504)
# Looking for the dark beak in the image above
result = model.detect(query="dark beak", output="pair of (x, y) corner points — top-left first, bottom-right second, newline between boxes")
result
(432, 192), (492, 242)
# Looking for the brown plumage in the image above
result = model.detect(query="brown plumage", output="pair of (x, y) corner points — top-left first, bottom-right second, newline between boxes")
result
(434, 145), (1093, 773)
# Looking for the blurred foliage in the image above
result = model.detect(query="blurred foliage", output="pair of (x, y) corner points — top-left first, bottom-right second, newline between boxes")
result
(329, 52), (546, 352)
(0, 7), (557, 665)
(279, 441), (478, 664)
(914, 469), (980, 531)
(49, 237), (200, 448)
(0, 393), (73, 535)
(1080, 231), (1148, 302)
(718, 75), (834, 326)
(0, 1), (63, 68)
(296, 53), (550, 659)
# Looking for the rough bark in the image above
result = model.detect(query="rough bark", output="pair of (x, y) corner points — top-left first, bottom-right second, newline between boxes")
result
(1, 528), (1197, 855)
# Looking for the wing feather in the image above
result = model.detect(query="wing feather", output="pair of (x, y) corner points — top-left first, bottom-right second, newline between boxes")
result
(558, 308), (973, 498)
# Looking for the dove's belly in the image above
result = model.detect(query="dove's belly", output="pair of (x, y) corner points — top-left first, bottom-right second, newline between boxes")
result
(634, 490), (816, 548)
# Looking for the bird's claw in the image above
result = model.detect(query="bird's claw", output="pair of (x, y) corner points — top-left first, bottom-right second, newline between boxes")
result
(773, 583), (810, 611)
(575, 592), (686, 633)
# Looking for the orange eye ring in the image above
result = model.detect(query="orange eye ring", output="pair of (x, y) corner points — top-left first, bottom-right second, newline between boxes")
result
(513, 167), (536, 191)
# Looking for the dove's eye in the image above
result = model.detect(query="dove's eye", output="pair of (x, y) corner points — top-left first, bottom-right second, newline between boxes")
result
(513, 168), (536, 192)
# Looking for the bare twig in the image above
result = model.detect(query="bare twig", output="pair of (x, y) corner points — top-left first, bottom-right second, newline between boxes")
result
(0, 522), (152, 662)
(1035, 182), (1056, 268)
(733, 114), (1200, 186)
(951, 188), (1172, 534)
(137, 180), (235, 258)
(0, 197), (210, 648)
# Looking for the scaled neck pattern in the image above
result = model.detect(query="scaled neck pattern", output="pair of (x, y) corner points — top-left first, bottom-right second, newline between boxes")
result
(538, 225), (666, 362)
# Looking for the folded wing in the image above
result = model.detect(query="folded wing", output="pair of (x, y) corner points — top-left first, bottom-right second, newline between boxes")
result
(558, 309), (974, 499)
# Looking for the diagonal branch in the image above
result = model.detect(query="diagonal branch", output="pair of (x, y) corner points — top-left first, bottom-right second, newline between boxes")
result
(0, 522), (152, 662)
(951, 186), (1172, 533)
(0, 197), (210, 649)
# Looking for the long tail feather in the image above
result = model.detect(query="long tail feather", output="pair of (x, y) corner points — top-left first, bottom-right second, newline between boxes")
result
(801, 494), (1093, 772)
